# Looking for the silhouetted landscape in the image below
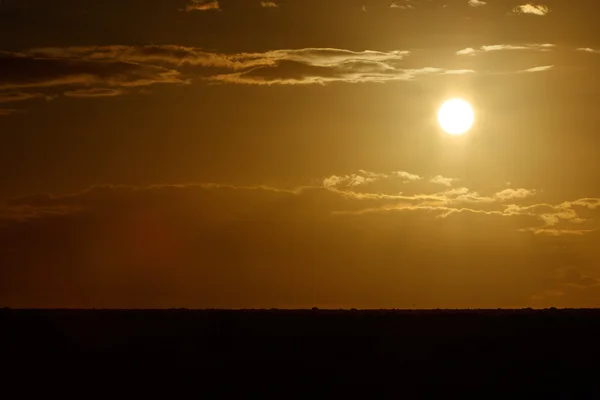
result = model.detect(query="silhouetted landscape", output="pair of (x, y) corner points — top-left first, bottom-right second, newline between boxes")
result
(2, 308), (600, 395)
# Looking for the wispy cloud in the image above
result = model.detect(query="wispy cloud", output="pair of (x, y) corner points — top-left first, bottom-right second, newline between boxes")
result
(430, 175), (457, 187)
(3, 178), (598, 308)
(481, 44), (554, 52)
(0, 92), (47, 103)
(323, 170), (422, 189)
(519, 65), (554, 73)
(64, 88), (124, 98)
(512, 4), (551, 16)
(390, 2), (414, 9)
(456, 43), (555, 55)
(577, 48), (600, 54)
(260, 1), (279, 7)
(2, 171), (598, 247)
(185, 0), (220, 11)
(456, 48), (476, 56)
(468, 0), (487, 7)
(0, 50), (187, 92)
(209, 66), (470, 85)
(495, 188), (536, 201)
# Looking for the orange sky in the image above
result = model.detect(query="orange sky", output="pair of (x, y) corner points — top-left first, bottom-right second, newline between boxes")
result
(1, 0), (599, 308)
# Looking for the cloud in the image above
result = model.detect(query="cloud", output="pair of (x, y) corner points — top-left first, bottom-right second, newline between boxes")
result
(495, 188), (536, 201)
(204, 48), (419, 84)
(323, 170), (422, 189)
(0, 92), (47, 103)
(393, 171), (423, 182)
(27, 46), (410, 73)
(519, 65), (554, 73)
(481, 44), (554, 52)
(209, 64), (469, 85)
(0, 49), (188, 110)
(504, 202), (588, 228)
(0, 45), (474, 111)
(64, 88), (124, 98)
(390, 2), (414, 9)
(524, 228), (594, 237)
(185, 0), (220, 11)
(456, 48), (476, 56)
(0, 51), (187, 92)
(0, 172), (562, 227)
(260, 1), (278, 7)
(430, 175), (457, 187)
(2, 174), (599, 308)
(456, 43), (555, 56)
(512, 4), (550, 16)
(26, 45), (259, 70)
(569, 198), (600, 209)
(20, 44), (558, 91)
(443, 69), (476, 75)
(438, 187), (495, 204)
(1, 171), (581, 233)
(468, 0), (487, 7)
(0, 41), (573, 112)
(577, 48), (600, 54)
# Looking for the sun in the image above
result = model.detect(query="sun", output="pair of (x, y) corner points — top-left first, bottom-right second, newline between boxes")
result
(438, 98), (474, 135)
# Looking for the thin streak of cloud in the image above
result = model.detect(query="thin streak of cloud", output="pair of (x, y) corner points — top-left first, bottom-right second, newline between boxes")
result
(577, 48), (600, 54)
(0, 92), (47, 103)
(64, 88), (124, 98)
(444, 69), (476, 75)
(456, 43), (555, 56)
(390, 2), (414, 9)
(519, 65), (554, 73)
(521, 228), (594, 237)
(184, 0), (220, 11)
(208, 66), (472, 85)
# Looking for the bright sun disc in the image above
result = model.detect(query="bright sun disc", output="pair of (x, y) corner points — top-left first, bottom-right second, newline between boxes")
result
(438, 99), (474, 135)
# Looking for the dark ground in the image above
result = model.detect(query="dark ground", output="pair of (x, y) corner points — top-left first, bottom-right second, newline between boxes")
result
(1, 308), (600, 396)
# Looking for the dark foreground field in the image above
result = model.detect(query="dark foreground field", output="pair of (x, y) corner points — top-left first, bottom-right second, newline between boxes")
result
(2, 308), (600, 396)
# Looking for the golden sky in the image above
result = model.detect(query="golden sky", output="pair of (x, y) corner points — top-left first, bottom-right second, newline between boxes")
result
(1, 0), (599, 308)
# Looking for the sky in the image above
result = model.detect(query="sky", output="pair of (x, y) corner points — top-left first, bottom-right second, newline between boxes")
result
(1, 0), (600, 309)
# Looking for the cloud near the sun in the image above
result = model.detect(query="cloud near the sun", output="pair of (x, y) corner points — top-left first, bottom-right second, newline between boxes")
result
(0, 44), (554, 95)
(0, 42), (590, 116)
